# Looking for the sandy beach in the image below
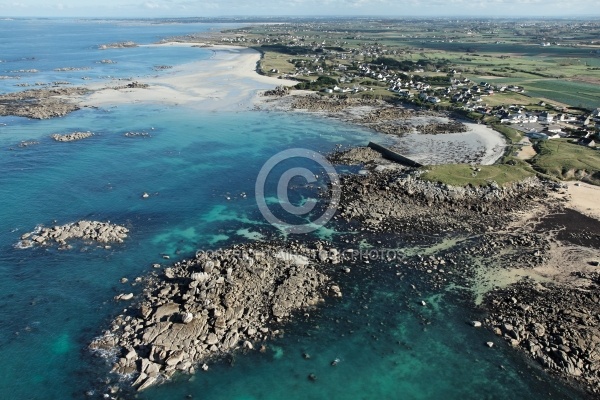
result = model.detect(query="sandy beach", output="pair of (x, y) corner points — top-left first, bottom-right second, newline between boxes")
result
(78, 43), (296, 111)
(390, 120), (506, 166)
(562, 181), (600, 221)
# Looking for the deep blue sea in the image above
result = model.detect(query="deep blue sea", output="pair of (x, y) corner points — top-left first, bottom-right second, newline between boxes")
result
(0, 19), (585, 399)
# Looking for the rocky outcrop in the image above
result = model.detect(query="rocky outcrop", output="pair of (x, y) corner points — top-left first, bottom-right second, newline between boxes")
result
(98, 41), (138, 50)
(328, 146), (382, 165)
(290, 94), (386, 113)
(113, 81), (149, 90)
(335, 167), (554, 235)
(90, 242), (339, 392)
(262, 93), (465, 139)
(0, 87), (88, 119)
(415, 122), (468, 134)
(18, 220), (128, 248)
(51, 131), (93, 142)
(262, 85), (290, 97)
(485, 281), (600, 395)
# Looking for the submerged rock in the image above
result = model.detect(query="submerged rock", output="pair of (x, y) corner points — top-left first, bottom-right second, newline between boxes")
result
(51, 131), (93, 142)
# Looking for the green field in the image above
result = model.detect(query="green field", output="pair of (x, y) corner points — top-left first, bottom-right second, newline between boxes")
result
(420, 164), (535, 187)
(524, 80), (600, 109)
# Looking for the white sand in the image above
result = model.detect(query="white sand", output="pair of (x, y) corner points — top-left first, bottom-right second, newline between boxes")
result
(78, 43), (296, 111)
(563, 181), (600, 221)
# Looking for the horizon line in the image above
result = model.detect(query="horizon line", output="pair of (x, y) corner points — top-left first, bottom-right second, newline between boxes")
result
(3, 15), (600, 20)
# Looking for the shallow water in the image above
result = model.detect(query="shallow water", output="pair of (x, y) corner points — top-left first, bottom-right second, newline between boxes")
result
(0, 19), (586, 400)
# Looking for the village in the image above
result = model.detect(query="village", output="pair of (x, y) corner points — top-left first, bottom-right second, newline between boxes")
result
(205, 20), (600, 150)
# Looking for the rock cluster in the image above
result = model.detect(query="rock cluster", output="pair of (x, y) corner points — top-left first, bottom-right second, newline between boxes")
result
(90, 242), (339, 392)
(54, 67), (91, 72)
(0, 87), (88, 119)
(51, 131), (93, 142)
(485, 281), (600, 395)
(355, 107), (416, 123)
(328, 146), (382, 165)
(114, 81), (149, 90)
(262, 85), (290, 97)
(264, 92), (465, 139)
(335, 167), (552, 235)
(290, 94), (386, 113)
(17, 140), (39, 148)
(18, 220), (128, 248)
(124, 131), (150, 138)
(415, 121), (468, 134)
(99, 41), (138, 50)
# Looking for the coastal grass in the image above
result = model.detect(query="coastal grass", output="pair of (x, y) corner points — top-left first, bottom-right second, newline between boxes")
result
(420, 164), (535, 187)
(491, 123), (523, 144)
(531, 139), (600, 183)
(479, 92), (532, 107)
(256, 50), (297, 75)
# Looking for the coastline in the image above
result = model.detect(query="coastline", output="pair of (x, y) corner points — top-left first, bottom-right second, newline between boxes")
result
(3, 33), (600, 397)
(77, 43), (296, 112)
(71, 44), (600, 394)
(258, 92), (507, 166)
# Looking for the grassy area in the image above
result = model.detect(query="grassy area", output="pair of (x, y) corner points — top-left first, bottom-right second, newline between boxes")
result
(255, 49), (297, 75)
(478, 92), (532, 107)
(420, 164), (535, 187)
(530, 139), (600, 184)
(491, 123), (523, 144)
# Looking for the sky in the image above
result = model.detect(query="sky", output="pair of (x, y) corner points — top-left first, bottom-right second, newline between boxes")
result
(1, 0), (600, 18)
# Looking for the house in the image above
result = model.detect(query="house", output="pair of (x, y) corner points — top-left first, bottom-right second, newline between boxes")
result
(546, 125), (563, 133)
(578, 137), (596, 147)
(539, 112), (556, 123)
(558, 114), (576, 122)
(451, 93), (464, 102)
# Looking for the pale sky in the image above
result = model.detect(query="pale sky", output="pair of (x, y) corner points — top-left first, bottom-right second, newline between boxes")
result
(1, 0), (599, 18)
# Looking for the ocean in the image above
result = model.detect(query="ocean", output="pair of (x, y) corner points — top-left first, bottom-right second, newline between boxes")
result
(0, 18), (584, 399)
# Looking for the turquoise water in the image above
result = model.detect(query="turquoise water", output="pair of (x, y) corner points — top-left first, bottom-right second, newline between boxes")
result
(0, 19), (585, 399)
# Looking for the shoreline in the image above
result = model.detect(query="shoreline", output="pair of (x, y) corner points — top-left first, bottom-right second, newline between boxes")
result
(259, 92), (507, 166)
(89, 148), (600, 396)
(3, 35), (600, 397)
(77, 43), (296, 112)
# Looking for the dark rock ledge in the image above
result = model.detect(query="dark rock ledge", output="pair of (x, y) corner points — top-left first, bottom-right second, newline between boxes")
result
(0, 87), (89, 119)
